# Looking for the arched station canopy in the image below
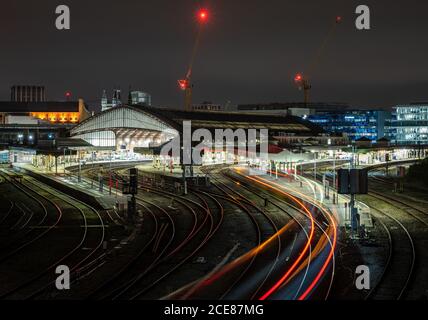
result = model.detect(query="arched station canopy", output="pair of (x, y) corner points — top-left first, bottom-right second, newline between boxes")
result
(69, 105), (323, 148)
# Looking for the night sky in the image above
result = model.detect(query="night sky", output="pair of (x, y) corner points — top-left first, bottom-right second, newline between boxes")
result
(1, 0), (427, 110)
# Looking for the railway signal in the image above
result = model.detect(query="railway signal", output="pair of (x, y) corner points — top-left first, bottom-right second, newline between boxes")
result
(123, 168), (138, 222)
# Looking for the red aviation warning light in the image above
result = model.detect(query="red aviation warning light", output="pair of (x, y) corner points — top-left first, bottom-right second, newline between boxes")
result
(178, 79), (189, 91)
(65, 91), (72, 100)
(198, 9), (209, 23)
(294, 73), (303, 83)
(336, 16), (342, 24)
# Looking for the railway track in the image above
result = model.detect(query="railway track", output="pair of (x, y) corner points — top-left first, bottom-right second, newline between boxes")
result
(0, 200), (15, 226)
(127, 191), (225, 300)
(90, 165), (286, 300)
(233, 169), (337, 300)
(0, 170), (106, 300)
(177, 166), (337, 301)
(69, 164), (337, 300)
(300, 165), (420, 300)
(224, 169), (337, 300)
(90, 196), (177, 300)
(0, 174), (50, 248)
(196, 166), (283, 300)
(363, 189), (428, 300)
(78, 166), (226, 300)
(364, 202), (416, 300)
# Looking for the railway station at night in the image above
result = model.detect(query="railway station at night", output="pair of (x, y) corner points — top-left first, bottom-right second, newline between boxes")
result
(0, 1), (427, 316)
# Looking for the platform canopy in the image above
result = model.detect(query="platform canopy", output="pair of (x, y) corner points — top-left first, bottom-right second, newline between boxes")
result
(70, 106), (178, 148)
(70, 105), (322, 149)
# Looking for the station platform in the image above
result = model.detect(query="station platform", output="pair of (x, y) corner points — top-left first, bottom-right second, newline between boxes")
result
(11, 163), (127, 210)
(237, 168), (373, 229)
(136, 164), (210, 187)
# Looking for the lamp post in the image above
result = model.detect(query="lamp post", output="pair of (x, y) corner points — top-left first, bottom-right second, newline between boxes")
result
(78, 150), (82, 183)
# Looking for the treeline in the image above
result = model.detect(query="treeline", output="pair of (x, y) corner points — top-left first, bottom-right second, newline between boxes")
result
(407, 158), (428, 187)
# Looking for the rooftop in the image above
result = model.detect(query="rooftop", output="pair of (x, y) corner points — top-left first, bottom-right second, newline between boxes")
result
(0, 101), (81, 113)
(136, 106), (324, 134)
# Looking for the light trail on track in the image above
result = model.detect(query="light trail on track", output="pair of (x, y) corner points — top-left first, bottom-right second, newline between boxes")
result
(235, 169), (338, 300)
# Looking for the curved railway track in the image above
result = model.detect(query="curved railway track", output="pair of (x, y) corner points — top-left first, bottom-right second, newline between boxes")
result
(0, 171), (105, 300)
(69, 164), (337, 300)
(223, 169), (337, 300)
(364, 201), (416, 300)
(79, 166), (226, 300)
(186, 166), (337, 301)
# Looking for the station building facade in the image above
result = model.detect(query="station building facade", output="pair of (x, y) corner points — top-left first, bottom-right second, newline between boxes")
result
(0, 99), (91, 148)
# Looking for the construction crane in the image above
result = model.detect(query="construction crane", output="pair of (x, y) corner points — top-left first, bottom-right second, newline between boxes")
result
(294, 73), (312, 107)
(294, 16), (342, 107)
(179, 8), (209, 111)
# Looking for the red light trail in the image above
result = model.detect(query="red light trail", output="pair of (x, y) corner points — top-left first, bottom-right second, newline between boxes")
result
(261, 171), (338, 300)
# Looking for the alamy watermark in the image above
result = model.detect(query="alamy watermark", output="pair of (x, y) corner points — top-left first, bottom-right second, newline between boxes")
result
(356, 5), (371, 30)
(355, 265), (371, 290)
(55, 5), (70, 30)
(55, 265), (71, 290)
(54, 5), (371, 31)
(160, 121), (270, 166)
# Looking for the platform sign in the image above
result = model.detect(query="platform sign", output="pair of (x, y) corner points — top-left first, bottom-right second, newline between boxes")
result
(184, 166), (192, 178)
(351, 169), (368, 194)
(338, 169), (350, 194)
(0, 151), (9, 164)
(338, 169), (368, 195)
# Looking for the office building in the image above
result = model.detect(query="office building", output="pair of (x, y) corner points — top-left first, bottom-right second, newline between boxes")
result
(307, 110), (391, 143)
(128, 91), (152, 107)
(11, 85), (46, 102)
(388, 103), (428, 145)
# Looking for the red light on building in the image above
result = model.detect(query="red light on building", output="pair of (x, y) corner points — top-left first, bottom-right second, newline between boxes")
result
(65, 91), (72, 100)
(294, 73), (303, 83)
(336, 16), (343, 24)
(198, 9), (209, 23)
(178, 79), (189, 91)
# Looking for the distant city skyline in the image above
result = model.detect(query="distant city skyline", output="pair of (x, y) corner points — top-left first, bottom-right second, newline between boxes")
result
(1, 0), (427, 109)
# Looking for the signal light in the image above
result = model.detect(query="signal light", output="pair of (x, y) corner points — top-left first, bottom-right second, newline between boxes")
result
(336, 16), (342, 24)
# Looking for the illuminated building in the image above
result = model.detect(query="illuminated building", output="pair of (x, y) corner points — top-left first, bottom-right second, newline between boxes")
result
(238, 103), (391, 143)
(388, 103), (428, 145)
(0, 99), (90, 125)
(128, 91), (152, 107)
(0, 99), (90, 148)
(307, 110), (391, 143)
